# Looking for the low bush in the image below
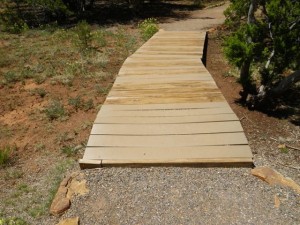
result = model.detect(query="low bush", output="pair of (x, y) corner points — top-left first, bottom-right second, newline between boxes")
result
(138, 18), (159, 41)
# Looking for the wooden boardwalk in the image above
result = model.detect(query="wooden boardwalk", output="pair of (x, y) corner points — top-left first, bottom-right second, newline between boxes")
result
(79, 30), (253, 168)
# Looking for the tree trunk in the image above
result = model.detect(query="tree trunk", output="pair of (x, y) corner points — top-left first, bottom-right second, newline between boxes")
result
(248, 70), (300, 108)
(239, 60), (252, 101)
(270, 70), (300, 96)
(239, 0), (257, 101)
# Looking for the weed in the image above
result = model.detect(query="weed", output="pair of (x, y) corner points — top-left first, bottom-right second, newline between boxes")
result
(34, 74), (47, 84)
(3, 71), (20, 84)
(4, 168), (23, 180)
(36, 88), (47, 98)
(34, 142), (45, 151)
(193, 0), (203, 8)
(51, 74), (74, 86)
(44, 100), (66, 120)
(0, 146), (12, 166)
(0, 125), (12, 138)
(61, 146), (80, 157)
(73, 21), (93, 54)
(17, 183), (30, 193)
(0, 217), (28, 225)
(93, 29), (107, 47)
(21, 67), (35, 79)
(95, 84), (111, 96)
(68, 95), (83, 111)
(81, 120), (93, 130)
(83, 99), (94, 111)
(138, 18), (159, 41)
(30, 88), (47, 98)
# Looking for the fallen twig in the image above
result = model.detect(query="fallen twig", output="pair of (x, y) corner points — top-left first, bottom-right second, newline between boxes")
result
(270, 137), (300, 151)
(277, 162), (300, 170)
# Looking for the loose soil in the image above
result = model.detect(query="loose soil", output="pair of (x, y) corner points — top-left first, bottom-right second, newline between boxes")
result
(1, 1), (299, 225)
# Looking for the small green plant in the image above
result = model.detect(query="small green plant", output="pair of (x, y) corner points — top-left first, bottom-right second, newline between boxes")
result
(0, 146), (12, 166)
(61, 146), (80, 157)
(0, 217), (28, 225)
(44, 100), (66, 120)
(3, 71), (20, 84)
(68, 95), (83, 111)
(74, 21), (93, 53)
(4, 168), (23, 180)
(193, 0), (203, 8)
(95, 84), (112, 96)
(138, 18), (159, 41)
(94, 30), (107, 47)
(83, 99), (94, 111)
(31, 88), (47, 98)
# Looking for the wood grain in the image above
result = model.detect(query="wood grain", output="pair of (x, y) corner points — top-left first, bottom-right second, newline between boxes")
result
(79, 31), (253, 168)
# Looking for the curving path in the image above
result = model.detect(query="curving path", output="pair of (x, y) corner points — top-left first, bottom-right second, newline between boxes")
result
(79, 30), (252, 168)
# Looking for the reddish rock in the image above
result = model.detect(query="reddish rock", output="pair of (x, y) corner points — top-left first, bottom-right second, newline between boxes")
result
(56, 217), (79, 225)
(251, 167), (300, 194)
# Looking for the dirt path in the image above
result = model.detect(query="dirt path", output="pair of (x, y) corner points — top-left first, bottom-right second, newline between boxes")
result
(159, 2), (229, 31)
(52, 3), (300, 225)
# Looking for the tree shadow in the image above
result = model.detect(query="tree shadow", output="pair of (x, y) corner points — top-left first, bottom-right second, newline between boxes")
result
(80, 1), (202, 26)
(234, 86), (300, 126)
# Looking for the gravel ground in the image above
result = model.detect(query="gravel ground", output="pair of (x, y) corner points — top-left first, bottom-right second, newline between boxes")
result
(59, 167), (299, 225)
(50, 3), (300, 225)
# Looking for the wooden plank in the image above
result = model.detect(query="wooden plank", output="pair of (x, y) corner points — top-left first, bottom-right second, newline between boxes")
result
(133, 51), (202, 56)
(87, 132), (249, 147)
(94, 114), (239, 124)
(105, 95), (225, 104)
(100, 102), (229, 111)
(99, 106), (232, 117)
(79, 30), (253, 167)
(115, 75), (214, 84)
(123, 60), (202, 67)
(83, 145), (252, 160)
(119, 68), (208, 76)
(91, 121), (243, 135)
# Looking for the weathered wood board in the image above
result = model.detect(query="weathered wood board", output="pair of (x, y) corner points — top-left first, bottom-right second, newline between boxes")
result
(79, 30), (253, 168)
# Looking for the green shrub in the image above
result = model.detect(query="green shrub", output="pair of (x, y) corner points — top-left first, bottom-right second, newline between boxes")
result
(0, 146), (12, 166)
(3, 71), (20, 84)
(35, 88), (47, 98)
(138, 18), (159, 41)
(44, 100), (66, 120)
(73, 21), (93, 53)
(193, 0), (203, 8)
(0, 217), (28, 225)
(68, 95), (83, 111)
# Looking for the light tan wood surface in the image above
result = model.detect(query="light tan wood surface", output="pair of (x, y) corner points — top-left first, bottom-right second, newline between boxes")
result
(80, 30), (253, 168)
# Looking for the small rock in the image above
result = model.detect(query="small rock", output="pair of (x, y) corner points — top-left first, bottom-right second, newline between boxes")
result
(67, 179), (89, 199)
(56, 217), (79, 225)
(50, 196), (71, 216)
(251, 167), (300, 194)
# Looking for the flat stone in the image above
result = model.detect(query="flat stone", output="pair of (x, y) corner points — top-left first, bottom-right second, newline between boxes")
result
(56, 217), (79, 225)
(251, 167), (300, 194)
(67, 179), (89, 199)
(50, 172), (88, 216)
(60, 175), (72, 187)
(50, 197), (71, 216)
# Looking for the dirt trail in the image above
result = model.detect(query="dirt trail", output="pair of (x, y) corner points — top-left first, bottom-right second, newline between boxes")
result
(52, 3), (300, 225)
(159, 2), (229, 31)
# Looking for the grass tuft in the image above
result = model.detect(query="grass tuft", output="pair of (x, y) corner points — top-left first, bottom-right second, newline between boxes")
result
(44, 100), (67, 120)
